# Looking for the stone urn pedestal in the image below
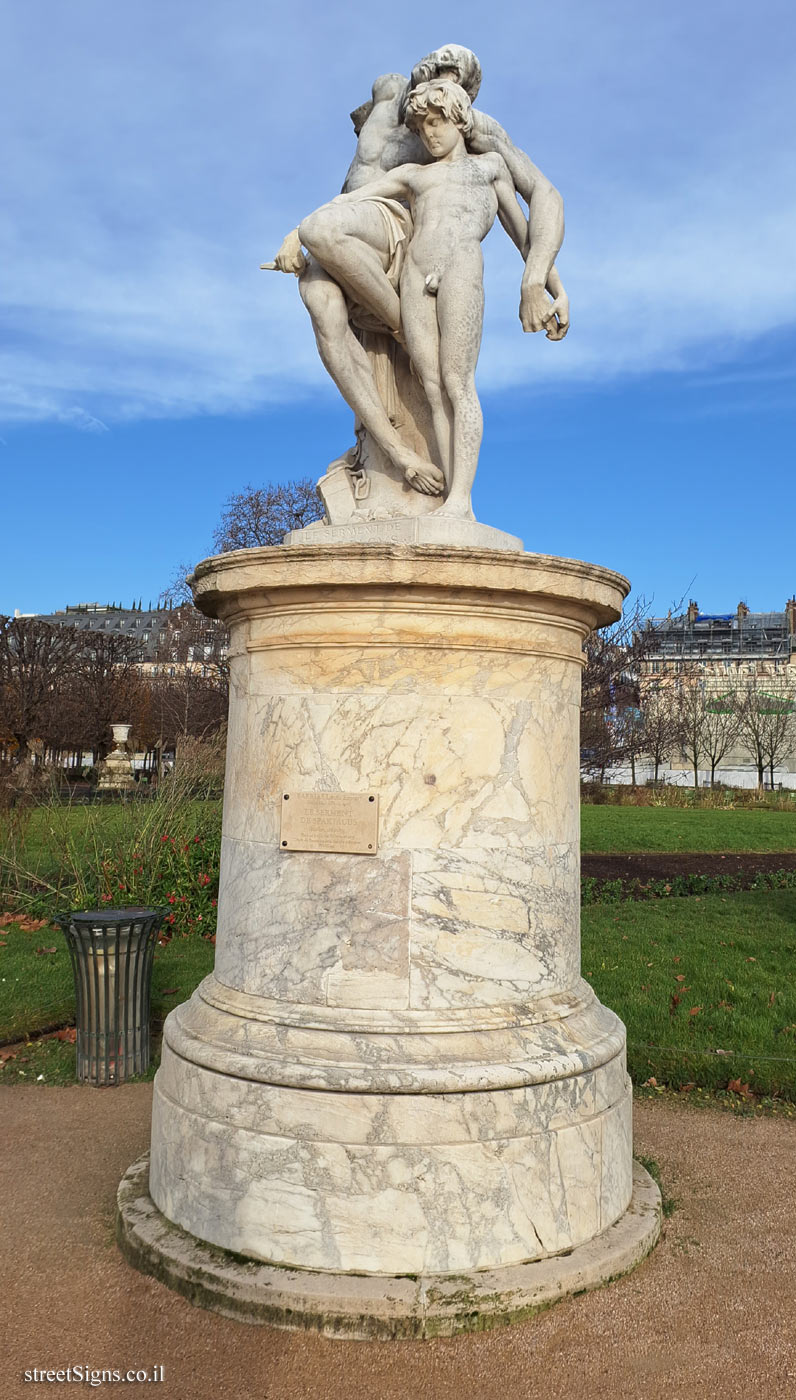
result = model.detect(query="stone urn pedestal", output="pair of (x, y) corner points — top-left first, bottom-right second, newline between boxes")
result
(97, 723), (135, 791)
(119, 543), (660, 1337)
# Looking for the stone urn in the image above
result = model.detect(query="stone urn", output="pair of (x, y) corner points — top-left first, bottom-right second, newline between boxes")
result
(97, 723), (135, 791)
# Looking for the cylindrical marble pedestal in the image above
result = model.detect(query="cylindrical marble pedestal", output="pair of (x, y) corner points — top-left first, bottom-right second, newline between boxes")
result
(149, 544), (635, 1284)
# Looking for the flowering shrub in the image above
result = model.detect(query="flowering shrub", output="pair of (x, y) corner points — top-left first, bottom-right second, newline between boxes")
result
(95, 827), (220, 939)
(0, 749), (222, 939)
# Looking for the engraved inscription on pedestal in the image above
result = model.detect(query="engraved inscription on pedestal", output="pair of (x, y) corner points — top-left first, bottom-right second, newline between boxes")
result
(279, 791), (379, 854)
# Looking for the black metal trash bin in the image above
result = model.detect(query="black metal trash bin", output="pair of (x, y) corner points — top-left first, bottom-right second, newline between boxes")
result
(56, 908), (165, 1085)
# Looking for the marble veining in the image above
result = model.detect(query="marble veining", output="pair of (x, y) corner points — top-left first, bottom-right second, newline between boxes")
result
(148, 543), (632, 1275)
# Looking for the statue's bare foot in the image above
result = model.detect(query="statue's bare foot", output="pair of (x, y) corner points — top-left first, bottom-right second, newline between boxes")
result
(432, 498), (475, 520)
(401, 452), (445, 496)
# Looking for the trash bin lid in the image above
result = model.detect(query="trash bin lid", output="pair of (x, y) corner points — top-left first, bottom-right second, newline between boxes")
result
(69, 908), (160, 922)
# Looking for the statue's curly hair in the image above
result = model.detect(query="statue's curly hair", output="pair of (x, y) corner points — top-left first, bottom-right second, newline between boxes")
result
(405, 80), (474, 140)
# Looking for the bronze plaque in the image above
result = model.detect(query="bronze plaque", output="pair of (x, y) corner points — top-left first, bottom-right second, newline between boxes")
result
(279, 791), (379, 855)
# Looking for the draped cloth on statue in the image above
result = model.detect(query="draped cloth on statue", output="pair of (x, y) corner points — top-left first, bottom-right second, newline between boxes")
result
(317, 198), (445, 525)
(345, 197), (413, 337)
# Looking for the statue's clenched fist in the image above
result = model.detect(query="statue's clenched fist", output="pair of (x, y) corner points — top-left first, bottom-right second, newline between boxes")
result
(262, 228), (306, 276)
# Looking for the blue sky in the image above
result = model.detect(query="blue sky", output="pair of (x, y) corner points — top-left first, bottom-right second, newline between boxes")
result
(2, 0), (795, 617)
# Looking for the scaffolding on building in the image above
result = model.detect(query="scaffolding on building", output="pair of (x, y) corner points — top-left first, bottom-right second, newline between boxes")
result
(644, 599), (796, 670)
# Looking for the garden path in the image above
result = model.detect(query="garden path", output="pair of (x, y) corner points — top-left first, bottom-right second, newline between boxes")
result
(2, 1086), (794, 1399)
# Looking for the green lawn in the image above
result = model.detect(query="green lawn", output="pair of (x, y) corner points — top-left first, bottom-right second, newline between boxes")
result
(4, 890), (794, 1101)
(581, 805), (796, 853)
(2, 798), (221, 890)
(3, 799), (795, 1098)
(0, 921), (216, 1042)
(16, 801), (142, 858)
(582, 890), (796, 1098)
(10, 801), (796, 871)
(0, 923), (75, 1042)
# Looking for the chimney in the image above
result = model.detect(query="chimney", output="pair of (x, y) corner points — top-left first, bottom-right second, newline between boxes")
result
(786, 597), (796, 637)
(736, 600), (749, 621)
(687, 600), (699, 624)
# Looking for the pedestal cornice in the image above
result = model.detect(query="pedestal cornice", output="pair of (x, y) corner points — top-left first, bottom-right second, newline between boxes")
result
(190, 544), (629, 636)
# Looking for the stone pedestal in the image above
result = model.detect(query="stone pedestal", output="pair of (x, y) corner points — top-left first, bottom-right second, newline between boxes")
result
(134, 543), (658, 1332)
(97, 723), (135, 791)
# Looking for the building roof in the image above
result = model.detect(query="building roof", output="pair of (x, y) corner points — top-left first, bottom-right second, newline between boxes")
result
(646, 600), (795, 659)
(29, 603), (227, 663)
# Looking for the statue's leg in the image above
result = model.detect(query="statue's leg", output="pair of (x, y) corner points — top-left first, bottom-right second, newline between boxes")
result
(432, 253), (484, 519)
(299, 202), (402, 335)
(399, 261), (453, 488)
(299, 261), (444, 496)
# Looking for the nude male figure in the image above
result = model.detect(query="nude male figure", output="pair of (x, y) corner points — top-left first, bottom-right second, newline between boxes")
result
(269, 44), (568, 497)
(332, 80), (532, 520)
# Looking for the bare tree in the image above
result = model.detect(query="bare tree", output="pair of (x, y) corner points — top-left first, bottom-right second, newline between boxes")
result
(612, 705), (646, 785)
(638, 683), (681, 783)
(761, 688), (796, 790)
(212, 478), (323, 552)
(158, 562), (195, 607)
(763, 694), (796, 789)
(138, 607), (229, 775)
(146, 673), (228, 746)
(673, 673), (739, 789)
(675, 670), (707, 790)
(158, 475), (324, 608)
(0, 609), (230, 779)
(699, 689), (740, 788)
(580, 596), (653, 779)
(735, 681), (796, 792)
(580, 708), (618, 783)
(60, 631), (146, 762)
(152, 605), (228, 682)
(0, 616), (83, 763)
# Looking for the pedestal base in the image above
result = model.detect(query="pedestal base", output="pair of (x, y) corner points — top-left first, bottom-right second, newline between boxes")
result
(119, 1155), (660, 1339)
(283, 515), (523, 551)
(149, 974), (634, 1275)
(97, 760), (135, 791)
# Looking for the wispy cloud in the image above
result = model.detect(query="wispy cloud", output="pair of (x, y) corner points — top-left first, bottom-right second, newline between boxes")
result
(2, 0), (795, 427)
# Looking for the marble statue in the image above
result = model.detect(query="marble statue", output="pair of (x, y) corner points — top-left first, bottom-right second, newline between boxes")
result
(126, 47), (659, 1335)
(264, 44), (568, 527)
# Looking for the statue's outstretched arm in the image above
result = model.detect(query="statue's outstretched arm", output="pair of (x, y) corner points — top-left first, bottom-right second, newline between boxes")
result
(332, 166), (415, 206)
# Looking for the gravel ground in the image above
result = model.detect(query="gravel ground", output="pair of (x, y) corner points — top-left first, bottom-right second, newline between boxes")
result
(3, 1084), (795, 1400)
